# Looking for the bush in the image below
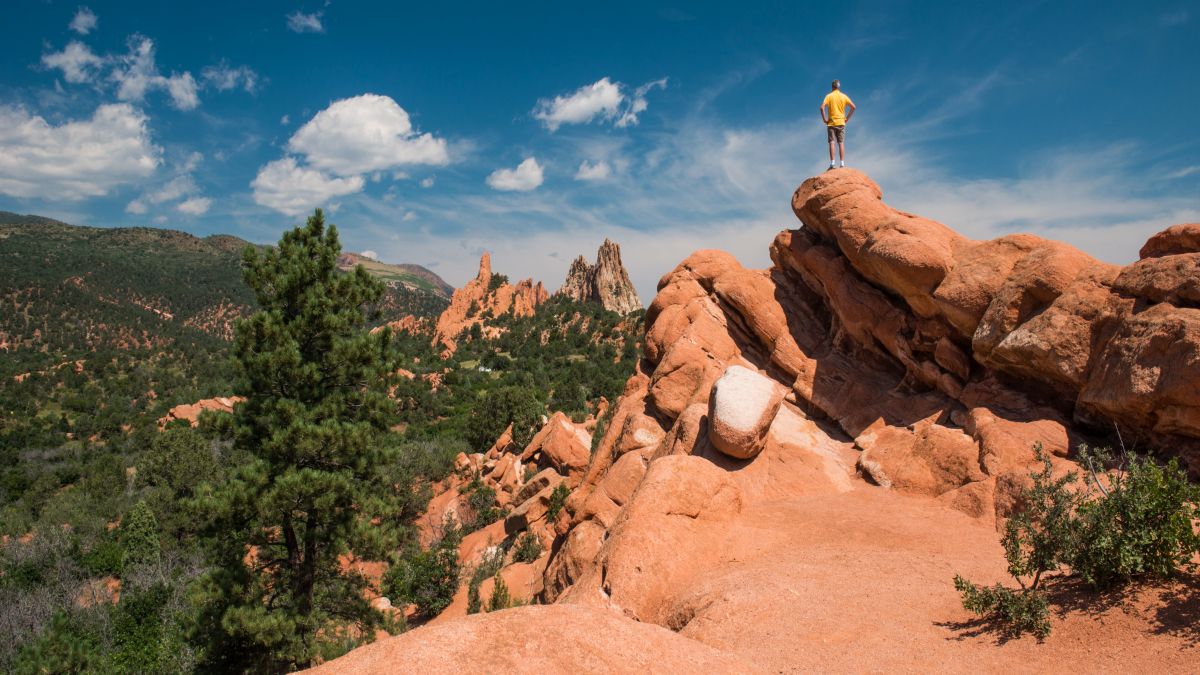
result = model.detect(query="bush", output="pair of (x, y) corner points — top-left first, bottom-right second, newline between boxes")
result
(512, 531), (543, 563)
(955, 443), (1200, 640)
(465, 546), (505, 615)
(954, 576), (1051, 640)
(954, 445), (1077, 640)
(1071, 448), (1200, 589)
(460, 477), (505, 532)
(486, 572), (511, 612)
(546, 483), (570, 522)
(383, 524), (461, 618)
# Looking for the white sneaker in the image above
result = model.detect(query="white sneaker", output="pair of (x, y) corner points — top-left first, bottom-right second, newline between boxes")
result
(827, 162), (835, 171)
(839, 161), (846, 168)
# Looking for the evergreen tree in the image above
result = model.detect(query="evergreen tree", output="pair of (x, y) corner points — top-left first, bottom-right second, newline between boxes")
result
(193, 210), (401, 672)
(121, 499), (161, 568)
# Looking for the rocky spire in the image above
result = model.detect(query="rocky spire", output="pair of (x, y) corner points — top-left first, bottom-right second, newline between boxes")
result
(557, 239), (641, 314)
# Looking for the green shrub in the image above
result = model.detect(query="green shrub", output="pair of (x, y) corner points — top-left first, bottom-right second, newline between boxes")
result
(465, 545), (505, 615)
(81, 536), (124, 578)
(955, 442), (1200, 640)
(1071, 449), (1200, 589)
(953, 576), (1051, 640)
(460, 477), (505, 532)
(546, 483), (570, 522)
(954, 445), (1077, 640)
(486, 572), (511, 612)
(512, 531), (543, 563)
(383, 525), (461, 618)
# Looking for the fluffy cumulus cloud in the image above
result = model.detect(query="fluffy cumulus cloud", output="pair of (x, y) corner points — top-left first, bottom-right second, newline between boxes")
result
(252, 95), (450, 215)
(360, 250), (379, 260)
(0, 103), (159, 199)
(486, 157), (544, 191)
(70, 6), (98, 35)
(201, 61), (260, 94)
(533, 77), (666, 131)
(251, 157), (365, 216)
(111, 37), (199, 110)
(287, 94), (449, 175)
(177, 196), (212, 215)
(286, 11), (324, 33)
(42, 41), (105, 84)
(575, 160), (611, 181)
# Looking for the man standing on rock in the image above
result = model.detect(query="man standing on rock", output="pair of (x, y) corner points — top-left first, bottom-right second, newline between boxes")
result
(821, 80), (856, 170)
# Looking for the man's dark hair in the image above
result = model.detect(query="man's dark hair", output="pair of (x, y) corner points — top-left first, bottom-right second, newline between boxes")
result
(832, 79), (840, 90)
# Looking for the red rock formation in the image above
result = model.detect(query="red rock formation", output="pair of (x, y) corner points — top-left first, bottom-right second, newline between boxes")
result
(157, 396), (243, 428)
(327, 171), (1200, 673)
(432, 253), (548, 355)
(557, 238), (642, 314)
(528, 168), (1198, 666)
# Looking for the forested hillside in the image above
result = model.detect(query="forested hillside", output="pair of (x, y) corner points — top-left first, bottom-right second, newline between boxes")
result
(0, 212), (641, 671)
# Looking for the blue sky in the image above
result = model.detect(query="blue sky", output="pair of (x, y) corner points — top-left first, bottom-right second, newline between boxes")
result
(1, 1), (1197, 300)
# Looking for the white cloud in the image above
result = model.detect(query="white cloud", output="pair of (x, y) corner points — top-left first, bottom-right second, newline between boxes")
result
(533, 77), (666, 131)
(125, 200), (148, 214)
(145, 175), (197, 204)
(201, 61), (260, 94)
(70, 7), (98, 35)
(0, 103), (160, 199)
(177, 196), (212, 215)
(616, 78), (668, 128)
(420, 177), (435, 188)
(534, 78), (623, 131)
(111, 37), (200, 110)
(574, 160), (611, 181)
(42, 41), (104, 84)
(287, 94), (449, 175)
(361, 250), (378, 260)
(251, 157), (365, 216)
(402, 211), (417, 221)
(286, 11), (324, 33)
(486, 157), (544, 192)
(280, 114), (290, 125)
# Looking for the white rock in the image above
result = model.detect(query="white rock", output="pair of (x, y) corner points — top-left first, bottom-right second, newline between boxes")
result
(707, 365), (784, 459)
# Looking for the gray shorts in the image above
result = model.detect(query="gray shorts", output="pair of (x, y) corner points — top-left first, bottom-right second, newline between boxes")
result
(827, 125), (845, 143)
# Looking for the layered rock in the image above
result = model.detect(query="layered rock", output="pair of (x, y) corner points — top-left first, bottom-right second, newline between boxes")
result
(539, 167), (1200, 631)
(433, 253), (548, 355)
(557, 239), (642, 314)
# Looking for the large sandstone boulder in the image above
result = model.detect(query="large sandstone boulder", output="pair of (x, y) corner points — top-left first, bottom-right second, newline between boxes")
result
(707, 365), (785, 459)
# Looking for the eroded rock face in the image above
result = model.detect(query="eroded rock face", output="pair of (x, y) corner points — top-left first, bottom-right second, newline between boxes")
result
(557, 239), (642, 314)
(433, 253), (548, 354)
(540, 168), (1200, 624)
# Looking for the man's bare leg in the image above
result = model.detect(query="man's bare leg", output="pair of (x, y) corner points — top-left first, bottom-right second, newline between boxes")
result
(828, 140), (836, 162)
(838, 141), (846, 166)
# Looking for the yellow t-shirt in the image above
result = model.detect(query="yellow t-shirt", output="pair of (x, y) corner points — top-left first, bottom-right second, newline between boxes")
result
(822, 91), (853, 126)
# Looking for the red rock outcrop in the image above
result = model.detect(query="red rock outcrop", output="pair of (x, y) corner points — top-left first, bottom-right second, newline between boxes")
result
(433, 253), (549, 355)
(157, 396), (243, 428)
(557, 239), (642, 314)
(327, 170), (1200, 673)
(529, 168), (1198, 663)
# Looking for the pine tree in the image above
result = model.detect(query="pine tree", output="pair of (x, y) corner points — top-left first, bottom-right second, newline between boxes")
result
(121, 499), (161, 568)
(192, 210), (402, 672)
